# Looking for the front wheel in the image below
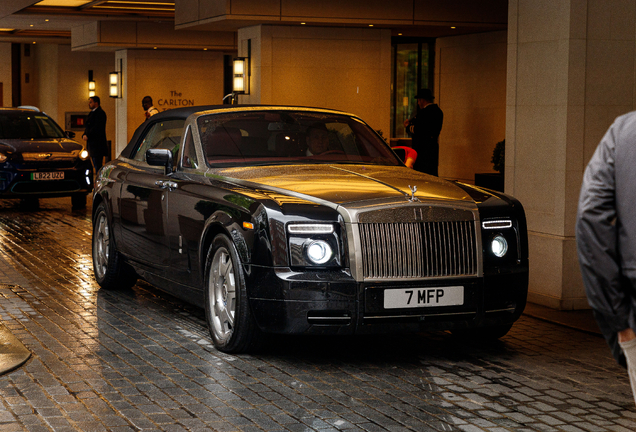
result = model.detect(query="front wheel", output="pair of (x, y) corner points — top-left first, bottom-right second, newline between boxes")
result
(92, 203), (137, 290)
(204, 234), (261, 353)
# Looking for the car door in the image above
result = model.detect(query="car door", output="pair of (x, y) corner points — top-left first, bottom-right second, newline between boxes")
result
(163, 124), (209, 289)
(118, 118), (185, 271)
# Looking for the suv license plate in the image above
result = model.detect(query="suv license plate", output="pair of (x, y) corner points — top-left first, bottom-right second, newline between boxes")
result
(32, 172), (64, 180)
(384, 286), (464, 309)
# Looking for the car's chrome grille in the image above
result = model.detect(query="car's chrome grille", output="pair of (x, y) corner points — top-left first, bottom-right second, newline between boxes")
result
(359, 221), (477, 279)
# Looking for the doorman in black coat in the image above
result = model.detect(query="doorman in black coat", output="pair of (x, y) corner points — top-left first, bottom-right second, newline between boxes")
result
(82, 96), (108, 173)
(404, 88), (444, 176)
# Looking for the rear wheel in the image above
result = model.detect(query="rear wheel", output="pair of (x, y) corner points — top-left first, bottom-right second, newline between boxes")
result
(204, 234), (261, 353)
(92, 203), (137, 290)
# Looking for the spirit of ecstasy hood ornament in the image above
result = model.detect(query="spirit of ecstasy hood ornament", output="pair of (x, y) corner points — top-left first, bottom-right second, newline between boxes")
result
(408, 185), (420, 202)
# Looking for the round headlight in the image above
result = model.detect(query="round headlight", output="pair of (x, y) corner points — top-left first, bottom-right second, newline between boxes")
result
(306, 240), (332, 265)
(80, 149), (89, 160)
(491, 235), (508, 257)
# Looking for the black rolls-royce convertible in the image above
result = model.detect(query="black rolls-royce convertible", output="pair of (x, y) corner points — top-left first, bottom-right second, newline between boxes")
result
(92, 105), (528, 353)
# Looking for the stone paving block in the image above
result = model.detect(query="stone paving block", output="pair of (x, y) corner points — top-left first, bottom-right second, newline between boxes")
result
(0, 199), (635, 431)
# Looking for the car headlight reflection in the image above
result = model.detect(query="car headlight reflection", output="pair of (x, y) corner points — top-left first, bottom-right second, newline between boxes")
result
(491, 235), (508, 257)
(306, 240), (333, 265)
(0, 153), (6, 163)
(80, 149), (89, 160)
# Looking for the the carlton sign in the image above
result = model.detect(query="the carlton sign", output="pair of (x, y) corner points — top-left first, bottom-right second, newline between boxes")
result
(157, 91), (194, 110)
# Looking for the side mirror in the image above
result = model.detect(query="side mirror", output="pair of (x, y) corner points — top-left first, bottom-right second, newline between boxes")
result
(66, 131), (76, 139)
(146, 149), (173, 174)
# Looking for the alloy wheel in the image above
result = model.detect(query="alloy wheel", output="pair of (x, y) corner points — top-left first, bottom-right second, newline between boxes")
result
(209, 247), (236, 343)
(94, 213), (110, 280)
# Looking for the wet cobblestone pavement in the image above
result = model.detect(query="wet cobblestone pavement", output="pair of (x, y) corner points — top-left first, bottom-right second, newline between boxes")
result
(0, 197), (634, 431)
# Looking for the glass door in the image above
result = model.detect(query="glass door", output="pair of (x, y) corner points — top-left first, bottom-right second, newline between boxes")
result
(391, 39), (434, 138)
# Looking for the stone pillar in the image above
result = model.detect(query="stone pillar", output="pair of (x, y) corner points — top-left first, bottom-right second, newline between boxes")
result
(115, 49), (128, 157)
(236, 25), (391, 134)
(507, 0), (636, 309)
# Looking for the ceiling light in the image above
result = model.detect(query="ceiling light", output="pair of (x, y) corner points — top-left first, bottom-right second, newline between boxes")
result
(35, 0), (92, 6)
(369, 24), (374, 27)
(451, 26), (456, 29)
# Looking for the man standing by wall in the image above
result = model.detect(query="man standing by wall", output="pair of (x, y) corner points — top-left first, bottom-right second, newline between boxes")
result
(404, 89), (444, 176)
(82, 96), (108, 173)
(142, 96), (159, 119)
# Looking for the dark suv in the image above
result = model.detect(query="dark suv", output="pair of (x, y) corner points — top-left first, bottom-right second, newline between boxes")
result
(0, 107), (93, 208)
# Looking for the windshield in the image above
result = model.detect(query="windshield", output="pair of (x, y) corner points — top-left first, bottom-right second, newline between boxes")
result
(197, 110), (402, 168)
(0, 112), (66, 139)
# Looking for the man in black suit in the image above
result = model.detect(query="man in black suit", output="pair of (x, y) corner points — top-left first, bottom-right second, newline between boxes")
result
(404, 88), (444, 176)
(82, 96), (108, 173)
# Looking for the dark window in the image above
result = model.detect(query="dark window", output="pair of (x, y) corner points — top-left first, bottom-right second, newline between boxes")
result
(181, 126), (198, 169)
(131, 119), (184, 162)
(0, 112), (65, 139)
(197, 110), (401, 168)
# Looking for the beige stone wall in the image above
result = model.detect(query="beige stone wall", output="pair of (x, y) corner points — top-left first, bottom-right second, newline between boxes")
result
(0, 43), (11, 107)
(435, 31), (507, 183)
(52, 45), (115, 153)
(237, 25), (391, 135)
(117, 49), (225, 154)
(37, 44), (58, 121)
(507, 0), (636, 309)
(15, 44), (116, 153)
(20, 44), (37, 108)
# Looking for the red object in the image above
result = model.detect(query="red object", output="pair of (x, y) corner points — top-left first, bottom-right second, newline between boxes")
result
(392, 146), (417, 168)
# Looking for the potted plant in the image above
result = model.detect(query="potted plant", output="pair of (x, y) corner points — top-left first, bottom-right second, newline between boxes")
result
(474, 140), (505, 192)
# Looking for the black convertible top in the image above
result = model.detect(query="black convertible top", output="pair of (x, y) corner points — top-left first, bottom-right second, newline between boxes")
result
(119, 104), (352, 159)
(120, 105), (224, 159)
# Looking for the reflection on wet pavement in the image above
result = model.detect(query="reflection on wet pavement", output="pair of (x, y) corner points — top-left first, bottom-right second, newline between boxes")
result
(0, 197), (632, 431)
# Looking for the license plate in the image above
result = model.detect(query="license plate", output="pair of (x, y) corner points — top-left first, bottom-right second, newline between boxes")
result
(32, 172), (64, 180)
(384, 286), (464, 309)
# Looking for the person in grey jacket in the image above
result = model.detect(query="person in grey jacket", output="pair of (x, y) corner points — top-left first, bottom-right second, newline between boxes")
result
(576, 111), (636, 405)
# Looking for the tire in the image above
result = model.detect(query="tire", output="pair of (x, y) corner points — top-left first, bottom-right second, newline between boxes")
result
(452, 323), (513, 341)
(92, 203), (137, 290)
(204, 234), (261, 353)
(71, 194), (87, 209)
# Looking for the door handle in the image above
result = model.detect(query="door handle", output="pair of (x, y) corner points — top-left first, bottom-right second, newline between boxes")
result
(155, 180), (177, 190)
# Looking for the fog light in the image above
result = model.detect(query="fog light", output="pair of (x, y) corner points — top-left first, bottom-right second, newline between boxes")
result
(306, 240), (332, 264)
(80, 150), (89, 160)
(491, 235), (508, 257)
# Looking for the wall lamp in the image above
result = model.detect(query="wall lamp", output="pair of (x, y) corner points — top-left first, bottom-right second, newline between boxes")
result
(232, 57), (249, 95)
(88, 70), (95, 98)
(109, 71), (122, 98)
